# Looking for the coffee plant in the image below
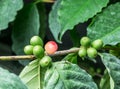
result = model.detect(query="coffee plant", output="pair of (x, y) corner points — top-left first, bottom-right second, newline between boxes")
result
(0, 0), (120, 89)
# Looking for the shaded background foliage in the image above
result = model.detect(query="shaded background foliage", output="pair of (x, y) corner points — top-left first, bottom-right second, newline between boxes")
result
(0, 0), (118, 74)
(0, 0), (120, 89)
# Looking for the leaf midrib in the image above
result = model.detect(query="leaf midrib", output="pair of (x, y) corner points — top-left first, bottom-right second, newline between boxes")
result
(55, 68), (69, 89)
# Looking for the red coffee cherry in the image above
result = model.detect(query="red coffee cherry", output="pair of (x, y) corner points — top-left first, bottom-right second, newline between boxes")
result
(44, 41), (58, 54)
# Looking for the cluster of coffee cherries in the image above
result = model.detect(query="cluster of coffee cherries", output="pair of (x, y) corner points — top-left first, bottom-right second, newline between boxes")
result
(24, 36), (58, 67)
(78, 37), (103, 59)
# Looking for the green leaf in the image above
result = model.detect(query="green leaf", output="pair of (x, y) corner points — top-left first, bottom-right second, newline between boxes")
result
(100, 70), (110, 89)
(49, 0), (109, 42)
(12, 3), (40, 66)
(100, 53), (120, 89)
(12, 3), (40, 55)
(87, 2), (120, 45)
(37, 3), (47, 39)
(0, 0), (23, 30)
(49, 0), (62, 43)
(19, 59), (45, 89)
(62, 53), (77, 64)
(44, 61), (98, 89)
(0, 67), (27, 89)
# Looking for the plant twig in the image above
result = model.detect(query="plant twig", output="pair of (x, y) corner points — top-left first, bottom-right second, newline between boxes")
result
(34, 0), (55, 4)
(0, 55), (35, 61)
(94, 73), (103, 78)
(42, 0), (55, 3)
(0, 48), (79, 61)
(1, 45), (119, 61)
(49, 48), (79, 56)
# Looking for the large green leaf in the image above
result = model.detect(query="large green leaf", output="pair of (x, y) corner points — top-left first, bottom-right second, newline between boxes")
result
(58, 0), (109, 41)
(0, 67), (27, 89)
(100, 53), (120, 89)
(12, 3), (40, 55)
(0, 0), (23, 30)
(44, 61), (98, 89)
(37, 3), (47, 39)
(49, 0), (62, 43)
(100, 70), (110, 89)
(49, 0), (109, 42)
(19, 59), (45, 89)
(87, 2), (120, 45)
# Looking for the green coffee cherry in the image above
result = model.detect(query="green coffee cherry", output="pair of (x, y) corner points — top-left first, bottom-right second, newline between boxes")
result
(40, 56), (52, 67)
(24, 45), (33, 55)
(78, 46), (87, 58)
(92, 39), (103, 50)
(30, 36), (43, 46)
(80, 37), (91, 47)
(33, 45), (44, 58)
(87, 47), (98, 58)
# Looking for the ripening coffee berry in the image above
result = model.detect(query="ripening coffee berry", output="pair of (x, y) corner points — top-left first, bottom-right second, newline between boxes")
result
(80, 37), (91, 47)
(40, 56), (52, 67)
(87, 47), (98, 58)
(92, 39), (103, 50)
(45, 41), (58, 54)
(24, 45), (33, 55)
(30, 36), (43, 46)
(33, 45), (44, 58)
(78, 46), (87, 58)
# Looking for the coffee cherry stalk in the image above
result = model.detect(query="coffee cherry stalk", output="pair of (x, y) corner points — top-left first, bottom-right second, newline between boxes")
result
(45, 41), (58, 55)
(24, 36), (58, 68)
(2, 35), (120, 62)
(24, 36), (103, 63)
(78, 36), (103, 59)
